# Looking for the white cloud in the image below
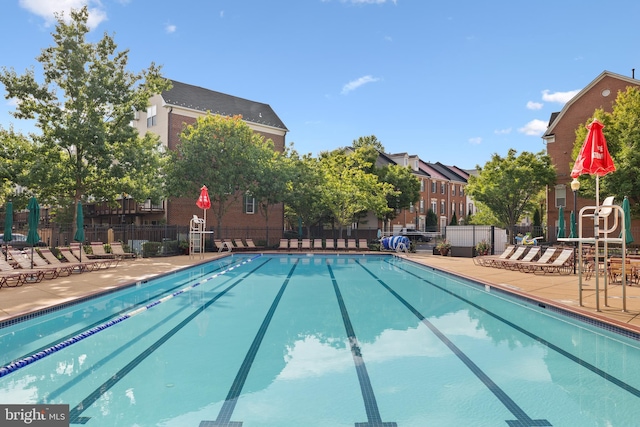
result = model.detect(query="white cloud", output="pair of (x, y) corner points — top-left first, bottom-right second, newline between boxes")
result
(518, 119), (548, 136)
(165, 23), (177, 34)
(468, 137), (482, 145)
(526, 101), (543, 110)
(494, 128), (512, 135)
(341, 75), (380, 95)
(19, 0), (107, 29)
(541, 89), (580, 104)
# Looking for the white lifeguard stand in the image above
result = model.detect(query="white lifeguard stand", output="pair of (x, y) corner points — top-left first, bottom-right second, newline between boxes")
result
(559, 196), (628, 312)
(189, 215), (211, 259)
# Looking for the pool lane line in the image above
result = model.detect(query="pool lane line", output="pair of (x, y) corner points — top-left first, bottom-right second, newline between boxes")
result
(327, 263), (397, 427)
(9, 257), (242, 367)
(388, 259), (640, 400)
(0, 254), (263, 380)
(200, 259), (299, 427)
(356, 260), (551, 427)
(65, 255), (271, 425)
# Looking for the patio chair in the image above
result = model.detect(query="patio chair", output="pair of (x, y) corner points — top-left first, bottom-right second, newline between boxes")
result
(89, 242), (119, 259)
(214, 239), (232, 252)
(245, 239), (259, 250)
(39, 247), (86, 274)
(498, 246), (541, 271)
(289, 239), (300, 251)
(358, 239), (369, 251)
(608, 258), (636, 284)
(300, 239), (311, 251)
(233, 239), (249, 251)
(347, 239), (358, 251)
(488, 246), (528, 268)
(278, 239), (289, 250)
(530, 248), (575, 275)
(313, 239), (324, 250)
(336, 239), (346, 250)
(473, 245), (515, 267)
(519, 247), (558, 273)
(110, 242), (136, 259)
(8, 249), (63, 280)
(0, 257), (36, 286)
(59, 247), (116, 270)
(325, 239), (335, 251)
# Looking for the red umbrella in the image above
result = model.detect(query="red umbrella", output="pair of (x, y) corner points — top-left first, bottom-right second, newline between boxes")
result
(196, 185), (211, 226)
(570, 119), (616, 206)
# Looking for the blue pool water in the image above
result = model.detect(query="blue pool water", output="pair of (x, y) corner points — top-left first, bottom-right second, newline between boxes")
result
(1, 253), (640, 426)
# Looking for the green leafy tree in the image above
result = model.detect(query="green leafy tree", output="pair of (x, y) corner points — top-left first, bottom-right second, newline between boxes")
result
(283, 150), (328, 238)
(450, 212), (458, 225)
(426, 208), (438, 231)
(467, 202), (499, 225)
(375, 164), (421, 223)
(0, 7), (170, 229)
(466, 149), (556, 243)
(0, 127), (33, 206)
(319, 148), (395, 237)
(164, 114), (270, 235)
(572, 87), (640, 216)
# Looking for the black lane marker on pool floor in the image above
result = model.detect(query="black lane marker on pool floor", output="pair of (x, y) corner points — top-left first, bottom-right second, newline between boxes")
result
(386, 259), (640, 400)
(357, 260), (551, 427)
(200, 259), (299, 427)
(67, 257), (272, 425)
(327, 264), (397, 427)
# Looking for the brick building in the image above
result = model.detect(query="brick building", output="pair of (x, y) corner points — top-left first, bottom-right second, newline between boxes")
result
(542, 70), (640, 235)
(131, 80), (288, 231)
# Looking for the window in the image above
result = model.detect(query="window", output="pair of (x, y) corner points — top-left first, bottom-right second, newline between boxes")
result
(431, 181), (436, 193)
(420, 199), (424, 214)
(440, 200), (445, 215)
(431, 201), (437, 213)
(452, 202), (455, 214)
(555, 184), (566, 208)
(460, 186), (464, 196)
(440, 183), (445, 194)
(243, 194), (255, 214)
(420, 179), (424, 192)
(409, 204), (415, 213)
(452, 185), (456, 196)
(146, 105), (157, 127)
(468, 202), (474, 214)
(460, 203), (464, 216)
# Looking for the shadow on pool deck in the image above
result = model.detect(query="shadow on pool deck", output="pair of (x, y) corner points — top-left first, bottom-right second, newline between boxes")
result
(2, 251), (640, 334)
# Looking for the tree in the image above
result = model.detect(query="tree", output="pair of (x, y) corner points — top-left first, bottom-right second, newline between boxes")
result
(450, 212), (458, 226)
(375, 164), (421, 224)
(0, 7), (170, 229)
(164, 114), (270, 235)
(426, 208), (438, 231)
(572, 87), (640, 216)
(283, 150), (328, 238)
(466, 149), (556, 243)
(319, 148), (395, 237)
(0, 127), (33, 207)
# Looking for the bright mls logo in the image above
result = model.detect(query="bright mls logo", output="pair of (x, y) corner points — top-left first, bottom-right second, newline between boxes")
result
(0, 404), (69, 426)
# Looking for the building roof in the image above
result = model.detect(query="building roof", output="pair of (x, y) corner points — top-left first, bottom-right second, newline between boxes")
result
(543, 70), (638, 138)
(162, 80), (288, 131)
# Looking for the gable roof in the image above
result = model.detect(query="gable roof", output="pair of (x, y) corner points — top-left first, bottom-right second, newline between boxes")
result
(543, 70), (638, 138)
(162, 80), (288, 131)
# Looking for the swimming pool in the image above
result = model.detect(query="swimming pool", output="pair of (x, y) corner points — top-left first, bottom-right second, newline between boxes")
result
(1, 253), (640, 426)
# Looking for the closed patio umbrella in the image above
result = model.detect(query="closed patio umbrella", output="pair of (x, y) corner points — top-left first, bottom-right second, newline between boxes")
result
(569, 210), (577, 239)
(3, 201), (12, 261)
(557, 205), (566, 239)
(73, 202), (85, 261)
(27, 197), (41, 269)
(620, 196), (634, 245)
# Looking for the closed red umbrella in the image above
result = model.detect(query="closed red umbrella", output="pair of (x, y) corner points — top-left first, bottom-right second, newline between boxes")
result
(196, 185), (211, 226)
(570, 119), (616, 206)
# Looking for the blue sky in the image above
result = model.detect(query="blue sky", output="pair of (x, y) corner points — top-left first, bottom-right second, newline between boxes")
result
(1, 0), (640, 169)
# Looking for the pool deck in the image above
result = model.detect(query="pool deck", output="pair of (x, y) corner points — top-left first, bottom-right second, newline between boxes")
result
(2, 251), (640, 335)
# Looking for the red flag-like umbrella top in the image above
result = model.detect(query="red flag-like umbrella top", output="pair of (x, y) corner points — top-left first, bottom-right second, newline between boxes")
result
(570, 119), (616, 178)
(196, 185), (211, 209)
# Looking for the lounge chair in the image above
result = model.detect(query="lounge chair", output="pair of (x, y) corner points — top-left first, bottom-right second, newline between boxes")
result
(325, 239), (335, 251)
(358, 239), (369, 251)
(245, 239), (259, 250)
(336, 239), (346, 250)
(39, 247), (86, 274)
(499, 246), (541, 270)
(233, 239), (248, 251)
(70, 242), (84, 260)
(473, 245), (515, 267)
(8, 249), (63, 280)
(347, 239), (357, 251)
(313, 239), (323, 250)
(488, 246), (528, 268)
(278, 239), (289, 250)
(110, 242), (136, 259)
(89, 242), (119, 259)
(59, 247), (116, 270)
(518, 247), (557, 273)
(214, 239), (232, 252)
(289, 239), (300, 251)
(300, 239), (311, 251)
(530, 248), (575, 275)
(0, 257), (44, 286)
